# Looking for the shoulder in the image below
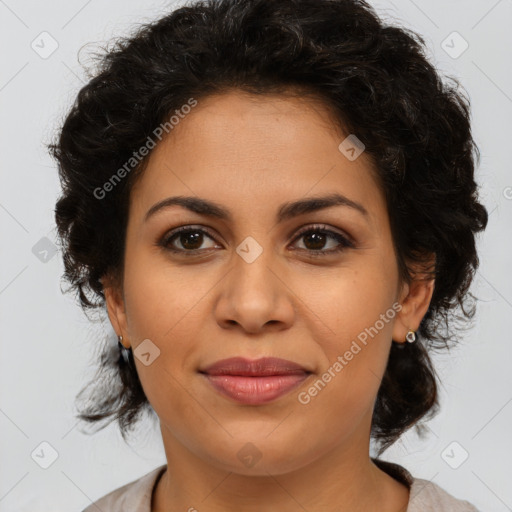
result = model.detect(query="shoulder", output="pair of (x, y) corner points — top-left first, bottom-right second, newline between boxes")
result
(81, 465), (167, 512)
(408, 477), (480, 511)
(372, 458), (479, 511)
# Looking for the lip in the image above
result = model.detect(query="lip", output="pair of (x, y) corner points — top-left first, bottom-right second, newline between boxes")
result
(199, 357), (312, 405)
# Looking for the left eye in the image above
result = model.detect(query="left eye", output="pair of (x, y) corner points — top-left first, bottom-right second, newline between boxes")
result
(291, 226), (353, 255)
(159, 224), (353, 256)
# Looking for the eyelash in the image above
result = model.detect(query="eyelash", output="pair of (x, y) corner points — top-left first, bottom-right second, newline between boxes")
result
(158, 224), (354, 257)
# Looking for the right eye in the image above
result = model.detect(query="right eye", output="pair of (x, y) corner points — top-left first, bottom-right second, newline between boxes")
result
(158, 225), (221, 254)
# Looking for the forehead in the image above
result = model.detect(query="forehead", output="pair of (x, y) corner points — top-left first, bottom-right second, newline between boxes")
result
(129, 89), (385, 226)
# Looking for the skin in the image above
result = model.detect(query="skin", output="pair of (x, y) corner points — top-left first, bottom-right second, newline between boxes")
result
(103, 89), (435, 511)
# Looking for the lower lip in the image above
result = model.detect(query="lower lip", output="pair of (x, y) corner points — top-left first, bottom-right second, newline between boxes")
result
(202, 373), (310, 405)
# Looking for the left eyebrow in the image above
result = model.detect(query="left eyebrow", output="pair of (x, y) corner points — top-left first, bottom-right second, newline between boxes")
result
(277, 193), (369, 222)
(144, 193), (369, 224)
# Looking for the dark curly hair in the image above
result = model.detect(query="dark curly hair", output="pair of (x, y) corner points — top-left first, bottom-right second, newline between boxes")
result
(48, 0), (488, 454)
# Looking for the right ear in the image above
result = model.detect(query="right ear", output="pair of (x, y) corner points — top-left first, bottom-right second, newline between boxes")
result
(101, 274), (130, 349)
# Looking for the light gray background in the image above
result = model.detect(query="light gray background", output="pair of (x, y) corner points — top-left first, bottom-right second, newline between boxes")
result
(1, 0), (511, 510)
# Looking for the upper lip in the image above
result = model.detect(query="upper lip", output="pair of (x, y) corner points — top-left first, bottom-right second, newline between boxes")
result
(200, 357), (311, 376)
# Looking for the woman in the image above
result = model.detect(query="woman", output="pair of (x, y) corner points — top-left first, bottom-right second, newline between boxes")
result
(49, 0), (487, 510)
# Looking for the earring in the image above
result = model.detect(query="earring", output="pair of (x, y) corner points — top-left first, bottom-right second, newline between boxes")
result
(118, 335), (131, 364)
(405, 328), (416, 343)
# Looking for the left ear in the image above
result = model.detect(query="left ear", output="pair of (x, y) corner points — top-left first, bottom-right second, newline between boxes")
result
(392, 254), (436, 343)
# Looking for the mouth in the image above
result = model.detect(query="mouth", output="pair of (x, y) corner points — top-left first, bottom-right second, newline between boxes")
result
(199, 357), (312, 405)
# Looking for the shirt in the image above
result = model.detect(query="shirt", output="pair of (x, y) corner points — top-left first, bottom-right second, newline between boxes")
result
(82, 458), (480, 511)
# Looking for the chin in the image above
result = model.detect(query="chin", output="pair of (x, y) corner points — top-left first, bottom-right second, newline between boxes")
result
(203, 437), (319, 477)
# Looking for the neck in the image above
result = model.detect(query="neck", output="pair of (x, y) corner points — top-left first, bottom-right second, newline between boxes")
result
(152, 423), (409, 512)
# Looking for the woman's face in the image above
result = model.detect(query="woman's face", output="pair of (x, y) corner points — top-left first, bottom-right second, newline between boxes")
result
(105, 89), (430, 475)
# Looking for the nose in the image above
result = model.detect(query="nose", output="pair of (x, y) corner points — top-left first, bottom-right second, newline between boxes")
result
(214, 244), (295, 334)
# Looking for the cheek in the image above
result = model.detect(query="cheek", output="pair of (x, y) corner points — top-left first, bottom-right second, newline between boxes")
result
(294, 314), (394, 449)
(299, 261), (397, 353)
(122, 248), (213, 343)
(120, 254), (210, 411)
(293, 259), (397, 416)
